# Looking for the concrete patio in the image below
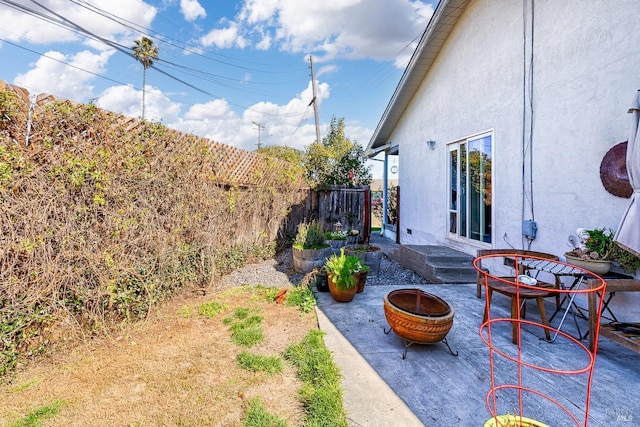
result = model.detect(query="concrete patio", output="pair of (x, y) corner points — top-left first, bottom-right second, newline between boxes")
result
(315, 244), (640, 426)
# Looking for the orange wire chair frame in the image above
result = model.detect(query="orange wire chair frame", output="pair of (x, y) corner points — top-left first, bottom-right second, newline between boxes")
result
(474, 253), (607, 427)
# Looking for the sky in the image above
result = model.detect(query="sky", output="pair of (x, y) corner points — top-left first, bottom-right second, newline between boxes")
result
(0, 0), (436, 178)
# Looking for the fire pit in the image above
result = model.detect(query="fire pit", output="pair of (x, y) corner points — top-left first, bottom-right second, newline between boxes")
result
(383, 288), (457, 358)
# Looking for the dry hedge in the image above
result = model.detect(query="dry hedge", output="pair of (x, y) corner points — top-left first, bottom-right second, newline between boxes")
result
(0, 83), (308, 376)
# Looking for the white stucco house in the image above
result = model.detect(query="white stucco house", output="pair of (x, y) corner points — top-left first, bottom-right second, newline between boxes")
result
(366, 1), (640, 315)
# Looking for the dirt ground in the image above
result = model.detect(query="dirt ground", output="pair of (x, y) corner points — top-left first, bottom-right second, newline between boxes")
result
(0, 280), (318, 426)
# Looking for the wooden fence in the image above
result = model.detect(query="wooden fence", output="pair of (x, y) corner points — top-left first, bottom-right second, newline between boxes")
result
(317, 185), (371, 244)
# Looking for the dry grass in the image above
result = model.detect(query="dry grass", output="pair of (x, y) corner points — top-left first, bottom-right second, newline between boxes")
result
(0, 286), (318, 426)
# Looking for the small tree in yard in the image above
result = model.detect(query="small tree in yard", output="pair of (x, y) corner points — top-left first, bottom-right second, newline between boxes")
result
(304, 116), (372, 190)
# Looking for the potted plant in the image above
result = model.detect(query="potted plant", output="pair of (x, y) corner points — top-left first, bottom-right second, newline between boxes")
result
(309, 266), (329, 292)
(325, 230), (348, 255)
(347, 228), (359, 244)
(565, 227), (640, 275)
(324, 248), (360, 302)
(344, 243), (382, 276)
(292, 220), (330, 273)
(354, 258), (369, 293)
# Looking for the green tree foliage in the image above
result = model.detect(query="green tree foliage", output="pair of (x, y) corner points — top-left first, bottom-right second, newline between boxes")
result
(257, 145), (303, 165)
(303, 116), (372, 190)
(132, 37), (159, 120)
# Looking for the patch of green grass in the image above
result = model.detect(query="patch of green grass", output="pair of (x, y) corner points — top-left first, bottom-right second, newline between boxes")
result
(224, 308), (264, 347)
(177, 305), (193, 318)
(249, 285), (280, 302)
(285, 285), (316, 314)
(10, 379), (39, 393)
(236, 351), (283, 375)
(8, 400), (65, 427)
(284, 330), (347, 427)
(198, 300), (228, 318)
(242, 397), (288, 427)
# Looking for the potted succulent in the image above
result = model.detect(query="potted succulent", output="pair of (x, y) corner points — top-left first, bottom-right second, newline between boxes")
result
(324, 248), (361, 302)
(565, 227), (640, 275)
(292, 220), (330, 273)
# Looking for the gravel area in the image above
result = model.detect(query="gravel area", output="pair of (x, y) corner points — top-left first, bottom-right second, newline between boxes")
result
(213, 246), (428, 290)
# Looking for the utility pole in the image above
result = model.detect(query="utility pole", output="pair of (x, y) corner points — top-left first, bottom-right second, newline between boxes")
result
(252, 121), (265, 149)
(308, 55), (322, 144)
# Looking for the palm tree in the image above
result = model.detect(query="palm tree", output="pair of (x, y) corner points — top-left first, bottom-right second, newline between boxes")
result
(132, 36), (158, 120)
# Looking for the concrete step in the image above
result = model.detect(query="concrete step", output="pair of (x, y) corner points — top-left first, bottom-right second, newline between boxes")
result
(398, 245), (477, 284)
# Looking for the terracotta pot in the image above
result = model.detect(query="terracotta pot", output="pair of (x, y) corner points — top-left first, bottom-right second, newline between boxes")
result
(355, 271), (368, 293)
(564, 253), (611, 275)
(383, 289), (454, 343)
(327, 275), (357, 302)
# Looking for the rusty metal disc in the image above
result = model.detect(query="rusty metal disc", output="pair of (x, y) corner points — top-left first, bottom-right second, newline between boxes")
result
(600, 141), (632, 198)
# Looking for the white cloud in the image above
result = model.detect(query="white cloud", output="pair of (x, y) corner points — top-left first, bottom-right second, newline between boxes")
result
(180, 0), (206, 22)
(201, 0), (434, 65)
(200, 21), (247, 49)
(97, 84), (181, 123)
(183, 99), (236, 120)
(14, 49), (113, 100)
(0, 0), (156, 48)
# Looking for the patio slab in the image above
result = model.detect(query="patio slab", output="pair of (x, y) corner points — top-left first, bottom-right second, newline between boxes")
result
(316, 282), (640, 426)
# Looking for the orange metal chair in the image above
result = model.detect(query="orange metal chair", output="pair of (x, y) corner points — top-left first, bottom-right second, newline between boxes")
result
(475, 249), (560, 344)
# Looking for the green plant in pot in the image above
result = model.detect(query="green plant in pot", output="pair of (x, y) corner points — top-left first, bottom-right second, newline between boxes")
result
(353, 258), (369, 293)
(292, 221), (330, 273)
(565, 227), (640, 275)
(324, 248), (360, 302)
(325, 230), (349, 255)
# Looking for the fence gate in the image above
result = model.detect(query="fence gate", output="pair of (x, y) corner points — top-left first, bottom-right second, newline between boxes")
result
(317, 185), (370, 244)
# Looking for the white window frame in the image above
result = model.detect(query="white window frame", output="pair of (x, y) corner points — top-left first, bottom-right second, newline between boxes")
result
(447, 131), (494, 245)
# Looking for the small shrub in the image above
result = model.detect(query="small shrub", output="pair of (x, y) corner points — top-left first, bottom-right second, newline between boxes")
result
(285, 285), (317, 314)
(293, 221), (326, 249)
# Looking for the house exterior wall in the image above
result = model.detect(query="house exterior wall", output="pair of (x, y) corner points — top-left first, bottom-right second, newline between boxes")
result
(387, 0), (640, 318)
(392, 0), (639, 262)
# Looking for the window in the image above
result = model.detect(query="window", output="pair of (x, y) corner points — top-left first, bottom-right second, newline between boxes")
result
(448, 132), (493, 244)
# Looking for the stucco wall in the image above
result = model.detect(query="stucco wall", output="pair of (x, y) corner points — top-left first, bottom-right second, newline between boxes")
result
(392, 0), (639, 261)
(388, 0), (640, 318)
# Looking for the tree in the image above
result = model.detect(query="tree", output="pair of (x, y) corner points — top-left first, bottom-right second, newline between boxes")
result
(132, 36), (158, 120)
(303, 116), (372, 190)
(257, 145), (304, 165)
(257, 145), (305, 180)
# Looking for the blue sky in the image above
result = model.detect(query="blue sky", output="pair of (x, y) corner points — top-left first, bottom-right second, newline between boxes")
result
(0, 0), (436, 176)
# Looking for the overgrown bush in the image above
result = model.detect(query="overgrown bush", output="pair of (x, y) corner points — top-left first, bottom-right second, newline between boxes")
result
(0, 84), (307, 377)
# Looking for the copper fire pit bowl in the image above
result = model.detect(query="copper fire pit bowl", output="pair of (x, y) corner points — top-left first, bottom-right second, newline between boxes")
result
(383, 288), (457, 358)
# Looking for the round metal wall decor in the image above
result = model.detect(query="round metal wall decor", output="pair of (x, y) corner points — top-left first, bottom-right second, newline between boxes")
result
(600, 141), (632, 198)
